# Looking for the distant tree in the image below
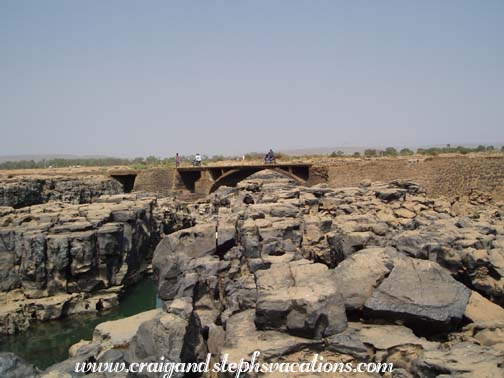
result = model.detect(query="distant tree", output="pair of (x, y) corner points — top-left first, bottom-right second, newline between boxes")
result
(417, 148), (439, 156)
(384, 147), (398, 156)
(161, 157), (175, 165)
(244, 153), (263, 161)
(276, 152), (291, 161)
(400, 148), (414, 156)
(330, 151), (344, 157)
(501, 146), (504, 152)
(475, 145), (486, 152)
(486, 145), (495, 151)
(353, 152), (361, 157)
(210, 155), (225, 162)
(0, 157), (131, 170)
(145, 156), (160, 165)
(455, 146), (469, 155)
(364, 149), (378, 157)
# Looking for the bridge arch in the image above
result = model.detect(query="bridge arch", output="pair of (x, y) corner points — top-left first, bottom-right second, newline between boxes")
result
(209, 167), (308, 193)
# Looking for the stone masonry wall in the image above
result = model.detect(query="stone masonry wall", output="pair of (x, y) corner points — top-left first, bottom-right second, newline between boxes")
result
(133, 168), (176, 196)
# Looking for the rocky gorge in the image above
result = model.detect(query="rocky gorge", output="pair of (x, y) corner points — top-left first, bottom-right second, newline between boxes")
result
(0, 174), (196, 336)
(1, 172), (504, 377)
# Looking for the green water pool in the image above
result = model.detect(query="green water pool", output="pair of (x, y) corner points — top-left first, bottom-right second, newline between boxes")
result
(0, 277), (162, 370)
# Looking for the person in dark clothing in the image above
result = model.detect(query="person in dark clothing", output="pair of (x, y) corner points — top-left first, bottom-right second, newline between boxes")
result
(264, 149), (275, 163)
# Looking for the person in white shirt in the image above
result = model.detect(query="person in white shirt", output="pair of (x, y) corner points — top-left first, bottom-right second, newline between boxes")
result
(193, 153), (202, 166)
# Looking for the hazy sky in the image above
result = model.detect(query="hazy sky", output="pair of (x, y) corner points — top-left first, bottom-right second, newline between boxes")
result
(1, 1), (503, 157)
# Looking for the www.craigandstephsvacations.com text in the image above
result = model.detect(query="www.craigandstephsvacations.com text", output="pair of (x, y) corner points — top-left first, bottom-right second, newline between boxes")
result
(74, 351), (394, 376)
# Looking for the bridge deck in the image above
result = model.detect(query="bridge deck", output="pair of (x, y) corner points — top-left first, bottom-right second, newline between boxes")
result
(177, 163), (312, 171)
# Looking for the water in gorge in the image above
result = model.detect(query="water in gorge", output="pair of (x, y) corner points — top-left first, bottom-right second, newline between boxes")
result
(0, 277), (162, 370)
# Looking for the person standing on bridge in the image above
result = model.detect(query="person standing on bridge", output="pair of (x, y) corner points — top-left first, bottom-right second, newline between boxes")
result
(175, 153), (180, 167)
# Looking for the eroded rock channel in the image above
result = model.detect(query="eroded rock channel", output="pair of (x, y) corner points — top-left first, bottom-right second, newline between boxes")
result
(1, 172), (504, 377)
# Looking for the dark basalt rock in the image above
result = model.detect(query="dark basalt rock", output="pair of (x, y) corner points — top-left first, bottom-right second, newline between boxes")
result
(364, 258), (471, 332)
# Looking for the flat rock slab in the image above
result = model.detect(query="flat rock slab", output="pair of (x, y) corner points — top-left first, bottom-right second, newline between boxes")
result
(255, 259), (347, 339)
(413, 341), (504, 378)
(364, 258), (471, 331)
(333, 247), (397, 310)
(464, 290), (504, 323)
(221, 309), (321, 363)
(93, 309), (162, 350)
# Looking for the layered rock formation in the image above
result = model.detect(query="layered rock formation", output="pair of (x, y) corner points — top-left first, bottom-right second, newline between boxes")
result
(20, 174), (502, 378)
(0, 193), (195, 335)
(0, 175), (123, 208)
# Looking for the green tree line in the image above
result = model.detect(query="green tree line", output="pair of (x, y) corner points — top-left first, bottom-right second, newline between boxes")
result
(0, 154), (239, 170)
(330, 145), (504, 158)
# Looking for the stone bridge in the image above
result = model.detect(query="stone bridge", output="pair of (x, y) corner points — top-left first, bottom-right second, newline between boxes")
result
(109, 163), (325, 198)
(176, 163), (313, 195)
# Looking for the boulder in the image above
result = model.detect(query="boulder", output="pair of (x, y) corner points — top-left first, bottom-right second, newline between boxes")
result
(464, 290), (504, 323)
(129, 302), (206, 371)
(413, 342), (504, 378)
(221, 309), (321, 364)
(364, 258), (471, 332)
(333, 247), (397, 310)
(327, 230), (377, 261)
(153, 224), (217, 301)
(92, 309), (161, 351)
(375, 188), (406, 202)
(255, 259), (347, 338)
